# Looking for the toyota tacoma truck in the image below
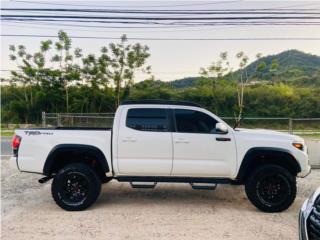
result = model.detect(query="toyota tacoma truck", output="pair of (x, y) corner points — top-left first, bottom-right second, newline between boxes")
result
(10, 100), (311, 212)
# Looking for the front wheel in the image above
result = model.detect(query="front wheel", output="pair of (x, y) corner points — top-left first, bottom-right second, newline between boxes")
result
(51, 163), (101, 211)
(245, 165), (296, 212)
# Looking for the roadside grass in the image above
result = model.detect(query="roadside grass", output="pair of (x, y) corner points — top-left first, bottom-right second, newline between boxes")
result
(1, 129), (14, 137)
(298, 134), (320, 139)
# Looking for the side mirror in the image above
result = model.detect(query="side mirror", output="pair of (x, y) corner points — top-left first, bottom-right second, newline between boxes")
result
(215, 123), (228, 134)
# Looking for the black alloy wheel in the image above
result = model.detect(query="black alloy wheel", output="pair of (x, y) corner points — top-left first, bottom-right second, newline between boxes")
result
(51, 163), (101, 211)
(245, 164), (296, 212)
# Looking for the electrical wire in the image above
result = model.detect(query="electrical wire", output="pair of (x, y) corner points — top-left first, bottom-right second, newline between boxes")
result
(2, 8), (320, 15)
(2, 34), (320, 41)
(8, 0), (243, 9)
(3, 14), (320, 20)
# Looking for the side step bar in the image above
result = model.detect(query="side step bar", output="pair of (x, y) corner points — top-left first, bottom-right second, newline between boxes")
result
(117, 176), (231, 184)
(130, 182), (157, 189)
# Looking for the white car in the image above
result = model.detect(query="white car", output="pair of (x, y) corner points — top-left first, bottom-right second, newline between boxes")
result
(11, 100), (311, 211)
(299, 187), (320, 240)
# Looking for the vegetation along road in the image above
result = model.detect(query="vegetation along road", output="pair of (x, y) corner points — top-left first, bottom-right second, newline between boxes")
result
(2, 31), (320, 125)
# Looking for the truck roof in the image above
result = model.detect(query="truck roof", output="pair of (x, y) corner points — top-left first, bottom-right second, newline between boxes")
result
(121, 100), (201, 107)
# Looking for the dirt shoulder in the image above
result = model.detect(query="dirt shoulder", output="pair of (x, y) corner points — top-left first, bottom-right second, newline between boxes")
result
(1, 157), (319, 240)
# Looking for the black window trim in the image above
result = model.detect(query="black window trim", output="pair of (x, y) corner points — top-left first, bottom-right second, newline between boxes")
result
(126, 107), (174, 132)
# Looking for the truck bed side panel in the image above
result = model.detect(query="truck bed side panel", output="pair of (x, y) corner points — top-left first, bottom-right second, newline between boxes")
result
(15, 129), (112, 174)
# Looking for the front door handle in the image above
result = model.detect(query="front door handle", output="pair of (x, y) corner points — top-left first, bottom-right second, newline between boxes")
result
(175, 138), (189, 144)
(216, 137), (231, 141)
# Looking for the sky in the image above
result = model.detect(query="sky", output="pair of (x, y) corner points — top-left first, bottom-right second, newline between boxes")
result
(1, 0), (320, 82)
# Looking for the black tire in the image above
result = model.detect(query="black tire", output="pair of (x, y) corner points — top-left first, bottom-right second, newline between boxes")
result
(51, 163), (101, 211)
(245, 164), (296, 213)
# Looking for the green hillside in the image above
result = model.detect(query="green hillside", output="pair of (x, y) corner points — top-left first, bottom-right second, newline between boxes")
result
(170, 50), (320, 88)
(245, 50), (320, 85)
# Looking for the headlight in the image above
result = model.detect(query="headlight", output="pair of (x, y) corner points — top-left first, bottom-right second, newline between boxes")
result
(293, 142), (304, 151)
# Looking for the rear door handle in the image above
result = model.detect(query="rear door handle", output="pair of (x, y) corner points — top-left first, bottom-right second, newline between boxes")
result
(122, 137), (137, 142)
(175, 138), (189, 144)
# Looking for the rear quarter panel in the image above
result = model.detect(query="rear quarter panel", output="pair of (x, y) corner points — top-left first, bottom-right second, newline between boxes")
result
(15, 129), (111, 174)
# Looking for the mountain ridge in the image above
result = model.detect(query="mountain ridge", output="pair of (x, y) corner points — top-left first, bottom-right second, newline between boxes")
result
(166, 50), (320, 88)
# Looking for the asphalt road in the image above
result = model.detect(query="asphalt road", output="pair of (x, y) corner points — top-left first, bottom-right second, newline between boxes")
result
(1, 137), (12, 156)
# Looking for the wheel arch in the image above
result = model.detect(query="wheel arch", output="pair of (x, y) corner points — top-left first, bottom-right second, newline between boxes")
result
(43, 144), (109, 176)
(236, 147), (301, 183)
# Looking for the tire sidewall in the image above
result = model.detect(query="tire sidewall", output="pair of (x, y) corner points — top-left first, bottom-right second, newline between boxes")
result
(245, 165), (296, 213)
(52, 163), (101, 211)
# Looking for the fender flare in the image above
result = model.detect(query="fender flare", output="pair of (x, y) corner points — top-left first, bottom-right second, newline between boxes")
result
(236, 147), (301, 182)
(43, 144), (109, 175)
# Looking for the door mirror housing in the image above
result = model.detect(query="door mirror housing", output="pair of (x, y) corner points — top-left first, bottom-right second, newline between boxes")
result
(215, 123), (228, 134)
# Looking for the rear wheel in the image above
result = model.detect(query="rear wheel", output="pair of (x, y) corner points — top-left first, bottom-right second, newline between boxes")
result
(245, 164), (296, 212)
(51, 163), (101, 211)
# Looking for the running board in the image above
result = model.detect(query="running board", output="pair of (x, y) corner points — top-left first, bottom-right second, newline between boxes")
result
(116, 176), (231, 184)
(130, 182), (157, 189)
(190, 183), (217, 190)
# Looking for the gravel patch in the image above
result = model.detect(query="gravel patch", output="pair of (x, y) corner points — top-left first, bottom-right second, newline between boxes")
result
(1, 157), (319, 240)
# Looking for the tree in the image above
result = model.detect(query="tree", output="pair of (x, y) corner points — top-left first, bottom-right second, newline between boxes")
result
(199, 51), (230, 113)
(255, 53), (266, 81)
(105, 34), (151, 107)
(51, 31), (82, 112)
(8, 30), (82, 115)
(270, 58), (280, 84)
(234, 51), (250, 126)
(200, 51), (229, 89)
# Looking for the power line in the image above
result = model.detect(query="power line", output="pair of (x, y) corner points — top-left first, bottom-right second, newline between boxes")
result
(3, 18), (320, 27)
(1, 20), (203, 29)
(3, 20), (318, 39)
(2, 8), (320, 14)
(7, 0), (320, 10)
(2, 34), (320, 41)
(2, 21), (259, 33)
(9, 0), (242, 8)
(3, 14), (320, 20)
(3, 19), (320, 27)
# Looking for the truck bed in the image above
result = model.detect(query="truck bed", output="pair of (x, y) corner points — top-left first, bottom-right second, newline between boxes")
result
(14, 128), (112, 174)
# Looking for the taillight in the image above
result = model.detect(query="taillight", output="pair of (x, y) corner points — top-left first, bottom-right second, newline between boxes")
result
(12, 135), (21, 156)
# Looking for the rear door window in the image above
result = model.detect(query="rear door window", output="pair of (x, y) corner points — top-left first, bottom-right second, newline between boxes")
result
(126, 108), (169, 132)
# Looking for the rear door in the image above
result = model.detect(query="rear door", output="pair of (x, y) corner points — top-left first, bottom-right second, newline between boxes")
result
(116, 107), (173, 176)
(172, 108), (237, 177)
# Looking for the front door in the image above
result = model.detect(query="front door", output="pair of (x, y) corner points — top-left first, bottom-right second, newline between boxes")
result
(117, 107), (173, 176)
(172, 109), (237, 178)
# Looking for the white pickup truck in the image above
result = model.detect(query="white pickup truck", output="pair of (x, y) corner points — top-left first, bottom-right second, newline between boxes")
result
(11, 100), (311, 212)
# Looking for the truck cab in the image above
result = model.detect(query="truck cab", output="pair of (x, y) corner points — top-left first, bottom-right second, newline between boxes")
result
(113, 101), (237, 178)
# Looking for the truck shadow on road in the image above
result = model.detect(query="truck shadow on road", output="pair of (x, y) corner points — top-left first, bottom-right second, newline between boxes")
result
(92, 182), (254, 211)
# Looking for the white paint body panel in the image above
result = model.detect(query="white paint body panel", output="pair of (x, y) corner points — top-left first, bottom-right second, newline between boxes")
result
(169, 106), (237, 177)
(13, 104), (310, 179)
(15, 129), (112, 173)
(116, 105), (173, 175)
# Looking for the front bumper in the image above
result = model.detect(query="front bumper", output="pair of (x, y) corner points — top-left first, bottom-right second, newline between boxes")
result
(299, 187), (320, 240)
(298, 165), (312, 178)
(299, 199), (310, 240)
